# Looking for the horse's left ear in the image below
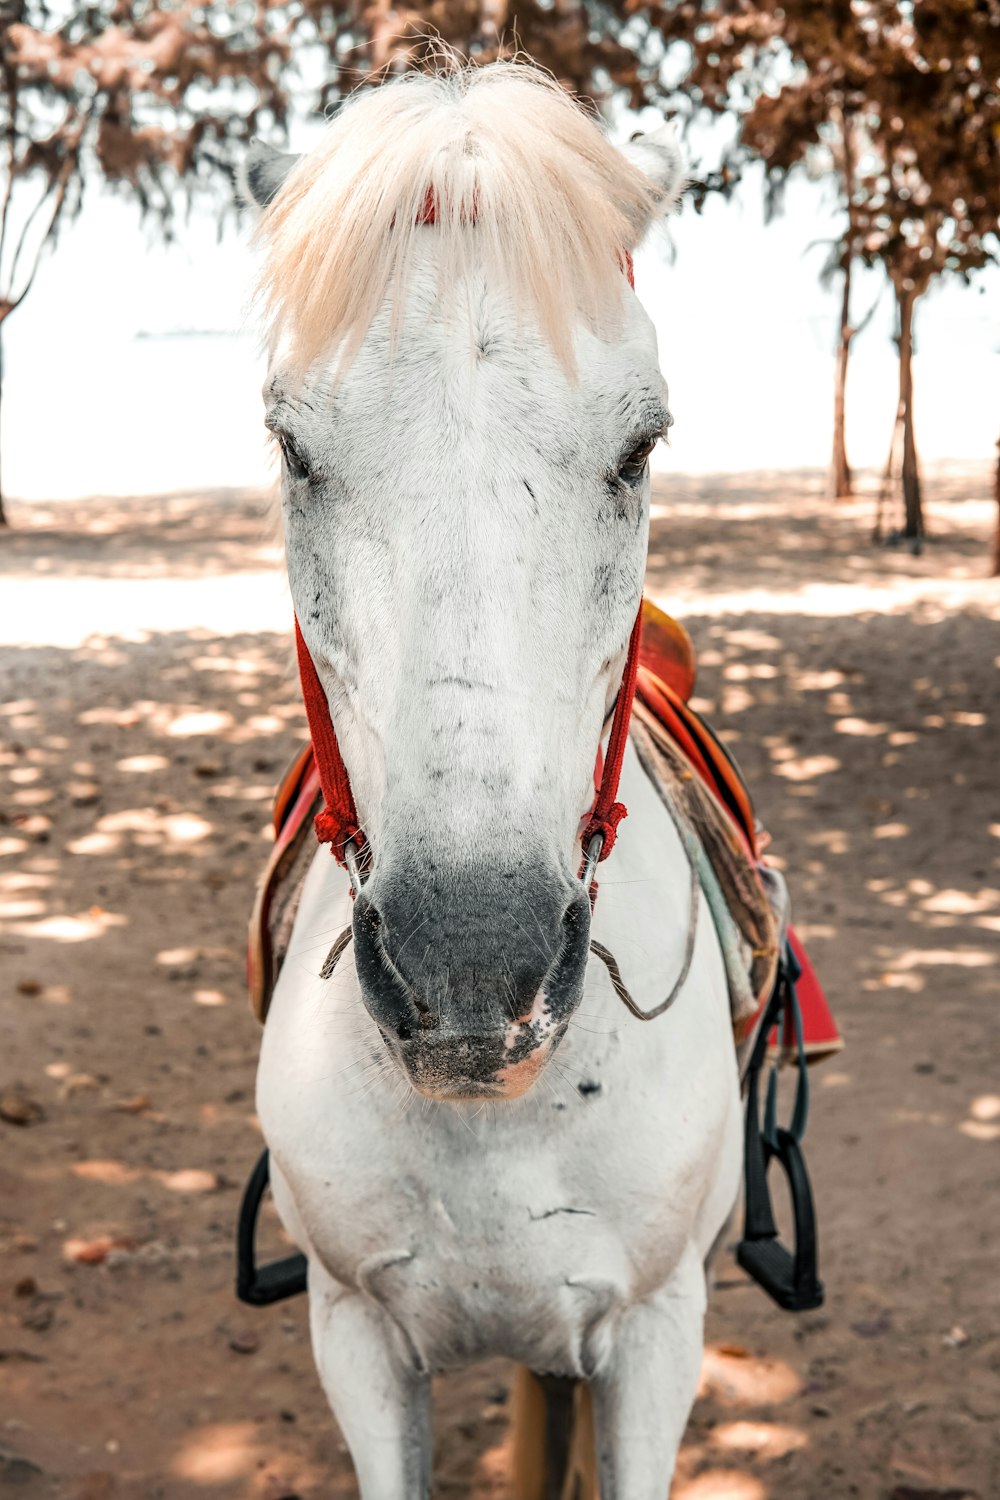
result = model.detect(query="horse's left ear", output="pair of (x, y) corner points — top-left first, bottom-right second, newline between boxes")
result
(621, 123), (686, 218)
(238, 141), (301, 210)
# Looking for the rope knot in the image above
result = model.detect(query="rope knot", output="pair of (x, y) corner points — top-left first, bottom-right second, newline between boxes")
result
(313, 807), (341, 845)
(582, 800), (629, 859)
(314, 807), (365, 866)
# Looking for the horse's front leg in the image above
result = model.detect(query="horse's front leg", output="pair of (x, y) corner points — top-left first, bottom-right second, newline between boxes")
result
(307, 1258), (432, 1499)
(591, 1246), (706, 1500)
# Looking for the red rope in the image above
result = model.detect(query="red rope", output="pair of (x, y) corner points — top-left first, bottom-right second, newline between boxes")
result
(297, 603), (642, 874)
(293, 244), (639, 873)
(580, 607), (643, 862)
(294, 619), (366, 866)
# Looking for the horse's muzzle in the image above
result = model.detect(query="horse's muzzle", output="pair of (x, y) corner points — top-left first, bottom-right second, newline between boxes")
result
(351, 864), (591, 1099)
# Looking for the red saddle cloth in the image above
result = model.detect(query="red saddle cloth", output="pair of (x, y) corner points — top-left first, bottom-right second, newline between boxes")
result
(248, 600), (842, 1064)
(635, 598), (841, 1063)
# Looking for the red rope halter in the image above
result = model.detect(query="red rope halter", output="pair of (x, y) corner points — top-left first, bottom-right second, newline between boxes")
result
(294, 620), (366, 865)
(294, 608), (643, 879)
(292, 242), (641, 883)
(579, 607), (643, 861)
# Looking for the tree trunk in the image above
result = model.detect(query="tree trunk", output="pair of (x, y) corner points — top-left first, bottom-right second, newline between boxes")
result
(897, 284), (924, 542)
(992, 432), (1000, 578)
(874, 397), (904, 542)
(831, 255), (853, 499)
(830, 105), (857, 502)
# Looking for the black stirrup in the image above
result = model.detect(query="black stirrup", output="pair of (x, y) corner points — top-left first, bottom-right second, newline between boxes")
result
(736, 946), (824, 1312)
(236, 1148), (308, 1306)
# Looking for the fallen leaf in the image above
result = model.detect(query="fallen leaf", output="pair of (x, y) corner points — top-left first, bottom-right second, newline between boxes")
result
(63, 1235), (139, 1266)
(112, 1093), (151, 1114)
(0, 1092), (45, 1126)
(228, 1329), (259, 1355)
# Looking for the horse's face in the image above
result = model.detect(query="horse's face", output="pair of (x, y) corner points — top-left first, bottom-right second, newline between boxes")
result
(245, 72), (682, 1100)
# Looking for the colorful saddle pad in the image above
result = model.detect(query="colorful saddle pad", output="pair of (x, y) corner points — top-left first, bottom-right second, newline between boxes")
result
(247, 601), (841, 1064)
(633, 601), (840, 1062)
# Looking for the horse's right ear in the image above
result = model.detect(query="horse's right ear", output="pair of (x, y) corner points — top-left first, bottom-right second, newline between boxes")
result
(620, 123), (686, 217)
(238, 141), (301, 210)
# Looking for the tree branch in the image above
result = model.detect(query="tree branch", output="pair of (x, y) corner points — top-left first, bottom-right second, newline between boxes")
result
(4, 106), (89, 316)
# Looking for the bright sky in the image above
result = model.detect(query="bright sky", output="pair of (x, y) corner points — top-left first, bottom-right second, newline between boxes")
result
(3, 158), (998, 501)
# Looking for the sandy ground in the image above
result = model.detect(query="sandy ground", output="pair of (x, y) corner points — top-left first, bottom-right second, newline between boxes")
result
(1, 466), (998, 1500)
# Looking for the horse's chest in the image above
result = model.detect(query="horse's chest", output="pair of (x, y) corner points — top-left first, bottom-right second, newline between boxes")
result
(259, 901), (742, 1376)
(346, 1169), (631, 1374)
(268, 1076), (706, 1375)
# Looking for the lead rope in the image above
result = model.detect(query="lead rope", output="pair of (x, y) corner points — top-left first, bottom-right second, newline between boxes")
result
(587, 773), (701, 1020)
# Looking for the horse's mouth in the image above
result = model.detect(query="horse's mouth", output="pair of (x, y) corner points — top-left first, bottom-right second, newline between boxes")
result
(352, 875), (592, 1101)
(377, 1020), (568, 1102)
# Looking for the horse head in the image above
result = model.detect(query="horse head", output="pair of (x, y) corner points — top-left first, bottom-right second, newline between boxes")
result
(243, 63), (683, 1100)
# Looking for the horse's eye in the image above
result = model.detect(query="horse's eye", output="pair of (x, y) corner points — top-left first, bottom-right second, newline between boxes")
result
(280, 437), (310, 483)
(617, 437), (656, 486)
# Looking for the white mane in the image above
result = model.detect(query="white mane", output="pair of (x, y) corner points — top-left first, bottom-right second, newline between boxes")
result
(253, 61), (664, 377)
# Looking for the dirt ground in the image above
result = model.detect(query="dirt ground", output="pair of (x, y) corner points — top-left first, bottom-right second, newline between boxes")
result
(1, 466), (998, 1500)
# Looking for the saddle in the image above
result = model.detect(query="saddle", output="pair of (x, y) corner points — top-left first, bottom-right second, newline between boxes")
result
(246, 600), (841, 1067)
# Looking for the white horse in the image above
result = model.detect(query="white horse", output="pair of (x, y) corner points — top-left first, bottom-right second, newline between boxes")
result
(242, 62), (742, 1498)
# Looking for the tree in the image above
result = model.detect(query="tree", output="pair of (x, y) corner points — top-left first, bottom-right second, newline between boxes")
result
(853, 0), (1000, 542)
(0, 0), (299, 524)
(636, 0), (1000, 542)
(1, 0), (706, 527)
(634, 1), (880, 500)
(7, 2), (993, 539)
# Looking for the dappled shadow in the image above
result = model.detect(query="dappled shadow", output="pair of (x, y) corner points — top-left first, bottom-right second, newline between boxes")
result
(1, 472), (998, 1496)
(0, 486), (280, 581)
(0, 624), (328, 1494)
(648, 461), (997, 604)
